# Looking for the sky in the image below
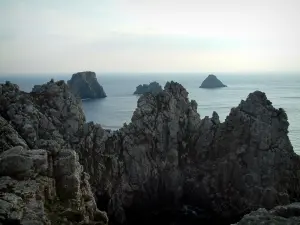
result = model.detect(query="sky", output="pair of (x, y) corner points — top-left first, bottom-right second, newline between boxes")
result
(0, 0), (300, 74)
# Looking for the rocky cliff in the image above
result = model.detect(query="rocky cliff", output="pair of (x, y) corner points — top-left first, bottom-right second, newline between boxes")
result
(1, 79), (300, 225)
(200, 74), (227, 88)
(76, 82), (300, 224)
(67, 71), (107, 99)
(0, 80), (108, 225)
(133, 81), (163, 95)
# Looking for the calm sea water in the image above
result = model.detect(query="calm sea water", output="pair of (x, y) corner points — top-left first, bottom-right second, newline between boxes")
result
(1, 73), (299, 154)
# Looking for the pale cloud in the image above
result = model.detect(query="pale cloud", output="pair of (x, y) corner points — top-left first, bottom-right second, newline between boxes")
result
(0, 0), (299, 73)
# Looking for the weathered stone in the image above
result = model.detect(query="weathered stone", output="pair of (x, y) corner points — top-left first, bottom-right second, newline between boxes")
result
(0, 81), (108, 225)
(234, 203), (300, 225)
(0, 146), (48, 179)
(1, 78), (300, 225)
(0, 116), (28, 154)
(0, 193), (23, 222)
(67, 71), (107, 99)
(200, 74), (227, 88)
(76, 81), (300, 224)
(133, 81), (163, 95)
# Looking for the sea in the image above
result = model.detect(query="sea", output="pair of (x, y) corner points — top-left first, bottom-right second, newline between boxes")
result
(1, 73), (299, 154)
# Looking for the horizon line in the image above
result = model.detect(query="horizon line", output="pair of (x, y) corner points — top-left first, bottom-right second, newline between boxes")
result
(0, 71), (300, 76)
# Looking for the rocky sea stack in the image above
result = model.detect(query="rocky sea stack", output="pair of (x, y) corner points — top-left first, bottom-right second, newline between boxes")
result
(67, 71), (107, 99)
(200, 74), (227, 88)
(1, 79), (300, 225)
(133, 81), (163, 95)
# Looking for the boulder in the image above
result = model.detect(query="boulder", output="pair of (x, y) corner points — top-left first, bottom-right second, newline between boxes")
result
(67, 71), (107, 99)
(133, 81), (163, 95)
(199, 74), (227, 88)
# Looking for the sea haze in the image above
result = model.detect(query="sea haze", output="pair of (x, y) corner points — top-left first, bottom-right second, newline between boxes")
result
(1, 73), (299, 154)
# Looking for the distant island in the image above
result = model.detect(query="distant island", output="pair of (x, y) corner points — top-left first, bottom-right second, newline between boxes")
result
(134, 81), (163, 95)
(199, 74), (227, 88)
(67, 71), (107, 99)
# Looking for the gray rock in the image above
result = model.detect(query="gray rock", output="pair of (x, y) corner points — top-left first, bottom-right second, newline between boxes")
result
(234, 203), (300, 225)
(133, 81), (163, 95)
(0, 81), (108, 225)
(0, 192), (23, 222)
(76, 81), (300, 223)
(67, 71), (107, 99)
(32, 84), (42, 93)
(2, 78), (300, 225)
(0, 146), (48, 179)
(54, 149), (82, 200)
(200, 74), (227, 88)
(0, 116), (28, 154)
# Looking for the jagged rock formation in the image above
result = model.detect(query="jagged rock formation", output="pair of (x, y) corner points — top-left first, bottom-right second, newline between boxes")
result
(200, 74), (227, 88)
(133, 81), (163, 95)
(0, 80), (108, 225)
(67, 71), (107, 99)
(77, 82), (300, 224)
(2, 79), (300, 225)
(234, 203), (300, 225)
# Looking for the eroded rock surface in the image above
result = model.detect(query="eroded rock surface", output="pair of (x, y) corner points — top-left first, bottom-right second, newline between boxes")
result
(76, 82), (300, 224)
(200, 74), (227, 88)
(67, 71), (107, 99)
(133, 81), (163, 95)
(1, 78), (300, 225)
(0, 81), (108, 225)
(234, 203), (300, 225)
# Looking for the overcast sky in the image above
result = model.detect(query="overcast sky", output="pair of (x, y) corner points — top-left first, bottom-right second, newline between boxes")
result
(0, 0), (299, 74)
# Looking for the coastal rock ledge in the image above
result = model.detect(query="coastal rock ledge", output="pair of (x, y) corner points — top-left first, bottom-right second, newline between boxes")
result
(200, 74), (227, 88)
(1, 79), (300, 225)
(67, 71), (107, 99)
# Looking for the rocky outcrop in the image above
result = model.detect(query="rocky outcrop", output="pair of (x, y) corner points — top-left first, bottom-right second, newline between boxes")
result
(2, 78), (300, 225)
(76, 82), (300, 224)
(0, 81), (108, 225)
(200, 74), (227, 88)
(67, 71), (107, 99)
(234, 203), (300, 225)
(133, 81), (163, 95)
